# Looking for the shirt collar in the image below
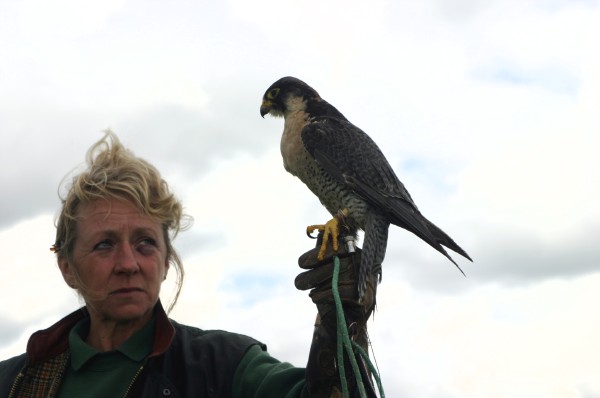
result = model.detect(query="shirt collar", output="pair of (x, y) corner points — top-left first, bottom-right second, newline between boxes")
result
(26, 300), (175, 365)
(68, 315), (155, 371)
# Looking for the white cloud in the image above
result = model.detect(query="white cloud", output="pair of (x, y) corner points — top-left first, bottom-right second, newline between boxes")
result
(1, 0), (599, 396)
(368, 274), (600, 397)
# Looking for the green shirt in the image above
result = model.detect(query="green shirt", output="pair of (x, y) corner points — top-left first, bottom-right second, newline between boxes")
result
(233, 345), (308, 398)
(57, 317), (154, 398)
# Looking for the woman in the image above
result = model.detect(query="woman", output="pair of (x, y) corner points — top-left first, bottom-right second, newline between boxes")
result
(0, 131), (375, 398)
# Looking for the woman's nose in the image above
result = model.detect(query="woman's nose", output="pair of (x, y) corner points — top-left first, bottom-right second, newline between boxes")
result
(114, 243), (140, 274)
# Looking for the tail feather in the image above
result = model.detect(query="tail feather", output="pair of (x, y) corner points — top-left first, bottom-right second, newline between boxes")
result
(424, 219), (472, 266)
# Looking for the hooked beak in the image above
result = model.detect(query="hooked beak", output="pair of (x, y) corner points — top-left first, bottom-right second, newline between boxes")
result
(260, 100), (272, 118)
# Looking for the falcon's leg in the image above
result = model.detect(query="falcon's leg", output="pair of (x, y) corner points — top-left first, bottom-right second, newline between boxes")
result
(359, 213), (389, 300)
(306, 208), (350, 261)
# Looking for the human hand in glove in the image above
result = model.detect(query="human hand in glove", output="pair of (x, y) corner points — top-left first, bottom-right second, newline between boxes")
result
(295, 233), (379, 398)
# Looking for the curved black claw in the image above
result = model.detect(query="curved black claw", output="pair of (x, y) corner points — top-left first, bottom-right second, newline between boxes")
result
(307, 229), (318, 239)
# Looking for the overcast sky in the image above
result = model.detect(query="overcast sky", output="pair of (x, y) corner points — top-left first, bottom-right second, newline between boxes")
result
(1, 0), (599, 396)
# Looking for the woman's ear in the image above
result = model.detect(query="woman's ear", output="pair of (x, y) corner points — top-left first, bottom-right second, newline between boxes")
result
(58, 258), (77, 289)
(163, 259), (169, 281)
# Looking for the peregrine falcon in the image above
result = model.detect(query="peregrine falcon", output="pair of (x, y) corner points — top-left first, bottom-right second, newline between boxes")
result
(260, 76), (472, 299)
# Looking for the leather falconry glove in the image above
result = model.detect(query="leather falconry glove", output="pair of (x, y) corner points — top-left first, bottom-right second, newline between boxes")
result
(295, 232), (379, 398)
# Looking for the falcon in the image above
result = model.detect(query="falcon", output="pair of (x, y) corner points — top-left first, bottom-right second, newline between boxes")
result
(260, 76), (472, 299)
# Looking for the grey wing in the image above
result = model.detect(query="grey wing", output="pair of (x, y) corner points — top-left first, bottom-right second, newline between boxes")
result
(301, 117), (471, 265)
(301, 118), (427, 234)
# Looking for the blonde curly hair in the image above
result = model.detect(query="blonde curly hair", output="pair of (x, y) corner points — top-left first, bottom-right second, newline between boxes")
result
(53, 130), (189, 313)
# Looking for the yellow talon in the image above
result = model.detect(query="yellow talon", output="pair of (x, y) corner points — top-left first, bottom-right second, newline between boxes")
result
(306, 209), (349, 261)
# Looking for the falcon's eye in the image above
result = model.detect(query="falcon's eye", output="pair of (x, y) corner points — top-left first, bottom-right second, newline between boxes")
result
(267, 88), (280, 100)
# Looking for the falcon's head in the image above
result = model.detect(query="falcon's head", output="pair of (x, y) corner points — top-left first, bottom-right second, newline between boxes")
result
(260, 76), (320, 118)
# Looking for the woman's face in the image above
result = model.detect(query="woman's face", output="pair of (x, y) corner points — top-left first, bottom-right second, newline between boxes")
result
(59, 197), (168, 324)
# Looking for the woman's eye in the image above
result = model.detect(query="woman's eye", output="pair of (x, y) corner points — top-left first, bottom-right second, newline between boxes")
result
(139, 237), (156, 246)
(136, 238), (158, 254)
(94, 240), (113, 250)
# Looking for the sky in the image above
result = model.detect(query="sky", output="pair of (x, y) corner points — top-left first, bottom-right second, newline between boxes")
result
(1, 0), (599, 396)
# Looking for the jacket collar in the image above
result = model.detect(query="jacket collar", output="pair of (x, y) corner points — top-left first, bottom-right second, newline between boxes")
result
(26, 301), (175, 365)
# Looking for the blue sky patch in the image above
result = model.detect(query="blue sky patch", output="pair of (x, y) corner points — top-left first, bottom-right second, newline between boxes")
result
(474, 63), (580, 96)
(220, 271), (287, 307)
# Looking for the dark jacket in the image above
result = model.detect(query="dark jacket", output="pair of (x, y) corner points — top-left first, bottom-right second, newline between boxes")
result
(0, 302), (304, 398)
